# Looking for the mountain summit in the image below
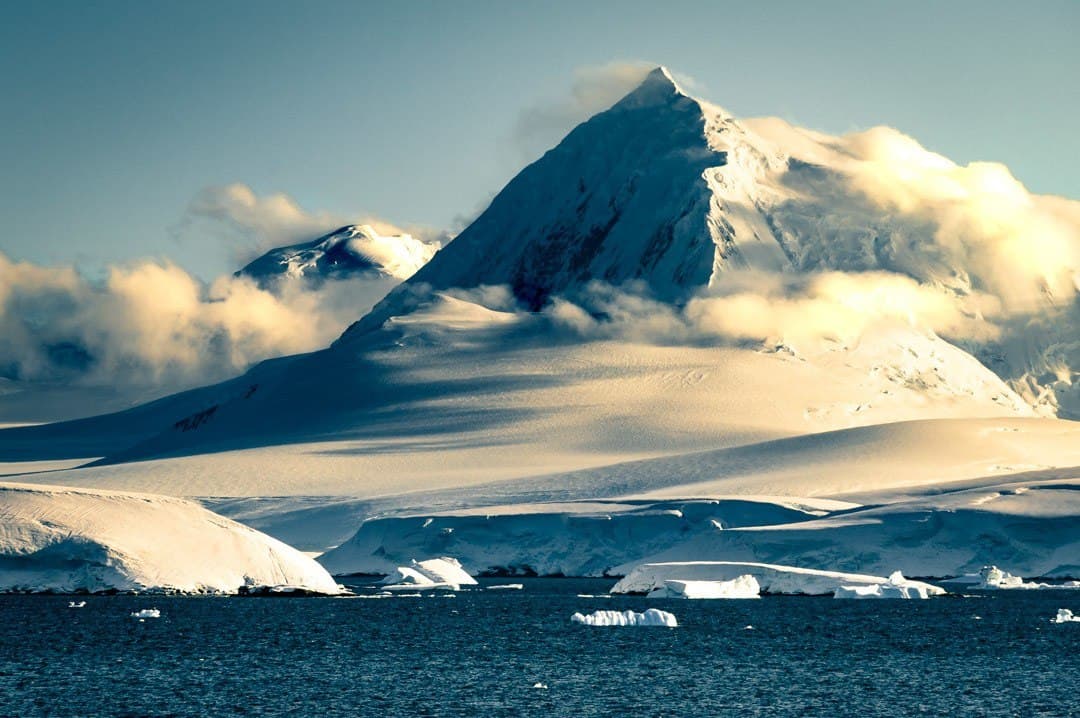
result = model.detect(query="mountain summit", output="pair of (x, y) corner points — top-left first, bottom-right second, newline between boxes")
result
(348, 65), (794, 340)
(335, 66), (1078, 416)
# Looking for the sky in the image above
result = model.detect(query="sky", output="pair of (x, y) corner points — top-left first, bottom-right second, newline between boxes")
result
(1, 0), (1077, 280)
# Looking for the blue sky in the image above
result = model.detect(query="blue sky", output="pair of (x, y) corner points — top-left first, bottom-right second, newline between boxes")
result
(1, 0), (1077, 279)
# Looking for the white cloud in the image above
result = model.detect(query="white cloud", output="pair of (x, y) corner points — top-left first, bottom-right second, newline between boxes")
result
(839, 126), (1080, 310)
(540, 273), (1000, 349)
(0, 251), (397, 390)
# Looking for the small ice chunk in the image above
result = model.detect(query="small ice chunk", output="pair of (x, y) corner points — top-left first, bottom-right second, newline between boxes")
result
(1053, 609), (1080, 624)
(571, 608), (677, 627)
(130, 608), (160, 619)
(487, 584), (524, 591)
(532, 682), (548, 689)
(68, 601), (86, 608)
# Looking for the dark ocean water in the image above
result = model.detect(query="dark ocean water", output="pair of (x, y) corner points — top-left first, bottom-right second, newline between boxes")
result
(0, 578), (1077, 717)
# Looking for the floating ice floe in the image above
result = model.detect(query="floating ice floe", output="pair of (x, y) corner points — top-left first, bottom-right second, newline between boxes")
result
(1053, 609), (1080, 624)
(378, 557), (478, 591)
(647, 575), (760, 599)
(532, 682), (548, 690)
(613, 561), (944, 598)
(834, 571), (936, 599)
(68, 601), (86, 608)
(487, 584), (524, 591)
(131, 609), (160, 619)
(571, 609), (677, 627)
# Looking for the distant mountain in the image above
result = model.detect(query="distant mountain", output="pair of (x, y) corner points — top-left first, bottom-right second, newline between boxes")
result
(237, 223), (439, 288)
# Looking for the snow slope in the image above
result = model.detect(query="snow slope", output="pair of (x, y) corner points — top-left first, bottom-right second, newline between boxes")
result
(0, 481), (340, 594)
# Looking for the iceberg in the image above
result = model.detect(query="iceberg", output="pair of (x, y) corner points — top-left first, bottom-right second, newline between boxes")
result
(571, 609), (678, 627)
(834, 572), (935, 599)
(378, 557), (478, 591)
(130, 608), (160, 619)
(613, 561), (944, 597)
(1053, 609), (1080, 624)
(976, 565), (1027, 589)
(942, 566), (1080, 591)
(647, 575), (760, 599)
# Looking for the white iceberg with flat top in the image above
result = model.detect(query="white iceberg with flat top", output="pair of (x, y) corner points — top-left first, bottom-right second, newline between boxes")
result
(0, 481), (341, 595)
(612, 561), (944, 597)
(834, 571), (935, 599)
(648, 575), (760, 599)
(571, 608), (677, 627)
(378, 557), (478, 591)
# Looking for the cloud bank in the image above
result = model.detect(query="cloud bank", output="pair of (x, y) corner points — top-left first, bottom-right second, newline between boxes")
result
(0, 252), (397, 390)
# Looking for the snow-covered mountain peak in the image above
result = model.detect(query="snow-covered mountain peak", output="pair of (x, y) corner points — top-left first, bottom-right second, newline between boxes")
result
(237, 223), (439, 288)
(334, 66), (1078, 417)
(612, 65), (689, 109)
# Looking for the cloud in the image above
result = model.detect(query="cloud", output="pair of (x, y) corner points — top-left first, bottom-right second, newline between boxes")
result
(748, 118), (1080, 314)
(0, 251), (399, 390)
(539, 272), (1000, 349)
(839, 126), (1080, 310)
